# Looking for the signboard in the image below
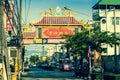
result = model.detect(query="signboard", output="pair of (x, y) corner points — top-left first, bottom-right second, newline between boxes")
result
(23, 39), (34, 44)
(23, 31), (36, 38)
(42, 27), (74, 38)
(48, 39), (65, 43)
(6, 16), (14, 31)
(35, 39), (42, 43)
(6, 1), (14, 31)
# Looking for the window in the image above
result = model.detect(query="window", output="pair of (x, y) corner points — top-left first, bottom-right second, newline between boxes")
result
(75, 28), (78, 33)
(111, 17), (114, 25)
(0, 54), (2, 63)
(103, 48), (107, 53)
(38, 28), (42, 38)
(111, 17), (120, 25)
(116, 17), (119, 25)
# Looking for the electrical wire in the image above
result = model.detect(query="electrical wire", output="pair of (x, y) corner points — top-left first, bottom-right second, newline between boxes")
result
(24, 0), (31, 24)
(14, 0), (20, 32)
(25, 0), (26, 24)
(64, 7), (91, 18)
(26, 0), (31, 24)
(14, 0), (25, 25)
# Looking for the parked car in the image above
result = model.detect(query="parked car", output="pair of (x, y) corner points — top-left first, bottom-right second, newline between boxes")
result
(24, 64), (29, 71)
(60, 63), (73, 71)
(59, 59), (73, 71)
(92, 66), (103, 73)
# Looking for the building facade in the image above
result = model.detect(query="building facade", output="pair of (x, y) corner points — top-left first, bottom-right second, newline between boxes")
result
(92, 0), (120, 55)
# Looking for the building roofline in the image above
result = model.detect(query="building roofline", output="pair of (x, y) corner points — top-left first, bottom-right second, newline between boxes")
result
(34, 16), (82, 26)
(34, 24), (82, 26)
(93, 0), (120, 9)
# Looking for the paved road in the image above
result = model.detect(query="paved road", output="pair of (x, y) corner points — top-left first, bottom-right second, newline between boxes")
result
(21, 68), (83, 80)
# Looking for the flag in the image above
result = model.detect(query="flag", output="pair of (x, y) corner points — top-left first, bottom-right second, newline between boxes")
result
(88, 46), (91, 57)
(94, 50), (100, 62)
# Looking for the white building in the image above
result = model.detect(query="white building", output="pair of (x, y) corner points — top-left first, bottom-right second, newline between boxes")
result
(92, 0), (120, 55)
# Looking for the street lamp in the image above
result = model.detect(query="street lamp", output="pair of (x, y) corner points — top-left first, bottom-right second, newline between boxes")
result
(87, 20), (94, 80)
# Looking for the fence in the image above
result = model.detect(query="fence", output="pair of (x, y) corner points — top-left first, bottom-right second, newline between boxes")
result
(102, 55), (120, 73)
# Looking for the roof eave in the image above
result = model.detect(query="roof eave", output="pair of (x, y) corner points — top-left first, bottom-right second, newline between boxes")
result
(34, 24), (82, 26)
(92, 0), (120, 9)
(92, 2), (99, 9)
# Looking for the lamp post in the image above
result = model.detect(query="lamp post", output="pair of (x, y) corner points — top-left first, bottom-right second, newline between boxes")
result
(87, 20), (93, 80)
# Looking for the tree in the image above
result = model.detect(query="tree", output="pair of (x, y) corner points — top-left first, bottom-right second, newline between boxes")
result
(63, 28), (120, 59)
(29, 55), (39, 64)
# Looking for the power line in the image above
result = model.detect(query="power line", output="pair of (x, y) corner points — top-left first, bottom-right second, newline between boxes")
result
(64, 7), (91, 19)
(26, 0), (31, 24)
(24, 0), (31, 24)
(25, 0), (26, 24)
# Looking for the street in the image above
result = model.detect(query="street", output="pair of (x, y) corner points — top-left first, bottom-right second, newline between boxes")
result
(21, 67), (83, 80)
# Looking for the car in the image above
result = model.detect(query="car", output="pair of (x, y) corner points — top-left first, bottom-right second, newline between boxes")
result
(59, 59), (73, 71)
(63, 64), (71, 71)
(60, 63), (72, 71)
(24, 64), (30, 71)
(92, 66), (103, 73)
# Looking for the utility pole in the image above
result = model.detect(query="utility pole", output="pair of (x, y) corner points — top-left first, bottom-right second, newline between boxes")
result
(113, 6), (118, 74)
(87, 20), (93, 80)
(0, 1), (7, 80)
(0, 0), (11, 80)
(16, 0), (22, 79)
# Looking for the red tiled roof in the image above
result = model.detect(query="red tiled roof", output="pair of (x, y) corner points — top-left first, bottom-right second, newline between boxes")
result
(35, 16), (81, 25)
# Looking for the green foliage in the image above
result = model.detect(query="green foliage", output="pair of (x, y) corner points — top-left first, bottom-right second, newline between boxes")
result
(63, 29), (120, 57)
(29, 55), (39, 64)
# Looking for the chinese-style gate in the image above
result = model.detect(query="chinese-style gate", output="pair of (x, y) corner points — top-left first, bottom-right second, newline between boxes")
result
(22, 6), (82, 45)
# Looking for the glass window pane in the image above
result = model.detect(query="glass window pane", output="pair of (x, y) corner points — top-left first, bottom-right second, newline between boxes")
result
(75, 28), (78, 33)
(111, 17), (114, 25)
(116, 17), (119, 25)
(38, 28), (42, 38)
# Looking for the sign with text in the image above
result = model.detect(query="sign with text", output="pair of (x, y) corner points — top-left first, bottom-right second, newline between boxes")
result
(23, 31), (36, 38)
(48, 39), (65, 43)
(42, 27), (74, 38)
(23, 39), (34, 44)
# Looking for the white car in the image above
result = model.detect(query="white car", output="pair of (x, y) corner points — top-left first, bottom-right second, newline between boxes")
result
(24, 65), (29, 71)
(92, 66), (103, 73)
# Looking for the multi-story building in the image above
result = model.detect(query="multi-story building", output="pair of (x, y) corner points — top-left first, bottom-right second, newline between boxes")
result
(92, 0), (120, 55)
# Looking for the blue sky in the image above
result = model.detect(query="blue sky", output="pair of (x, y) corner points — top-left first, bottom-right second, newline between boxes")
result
(22, 0), (99, 24)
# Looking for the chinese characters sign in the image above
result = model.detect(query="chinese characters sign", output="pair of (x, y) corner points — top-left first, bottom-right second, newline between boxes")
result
(42, 27), (74, 38)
